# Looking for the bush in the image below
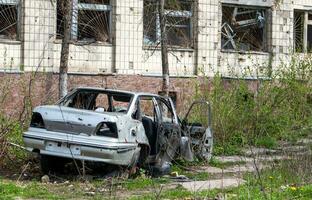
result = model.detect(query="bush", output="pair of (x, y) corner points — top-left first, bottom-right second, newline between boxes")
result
(0, 115), (28, 169)
(190, 55), (312, 155)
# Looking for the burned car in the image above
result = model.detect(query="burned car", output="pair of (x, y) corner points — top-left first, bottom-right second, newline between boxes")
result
(23, 87), (213, 173)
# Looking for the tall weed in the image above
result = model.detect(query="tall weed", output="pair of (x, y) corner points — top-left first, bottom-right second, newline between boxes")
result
(190, 55), (312, 154)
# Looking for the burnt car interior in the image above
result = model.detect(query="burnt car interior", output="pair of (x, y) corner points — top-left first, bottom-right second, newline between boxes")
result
(61, 90), (132, 113)
(133, 96), (159, 155)
(132, 96), (176, 156)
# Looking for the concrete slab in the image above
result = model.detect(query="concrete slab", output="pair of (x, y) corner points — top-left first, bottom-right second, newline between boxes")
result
(181, 178), (246, 191)
(244, 147), (278, 156)
(214, 155), (290, 165)
(198, 163), (267, 174)
(214, 156), (253, 163)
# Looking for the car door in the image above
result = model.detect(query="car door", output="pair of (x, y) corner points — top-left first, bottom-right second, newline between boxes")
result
(135, 96), (159, 155)
(154, 97), (181, 163)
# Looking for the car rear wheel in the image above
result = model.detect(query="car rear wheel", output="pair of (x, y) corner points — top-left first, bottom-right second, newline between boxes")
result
(40, 155), (67, 174)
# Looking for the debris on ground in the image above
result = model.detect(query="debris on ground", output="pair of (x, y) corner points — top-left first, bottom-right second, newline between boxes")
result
(41, 175), (50, 183)
(180, 178), (246, 192)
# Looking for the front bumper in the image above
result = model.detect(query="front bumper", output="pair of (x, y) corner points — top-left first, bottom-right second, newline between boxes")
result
(23, 128), (139, 166)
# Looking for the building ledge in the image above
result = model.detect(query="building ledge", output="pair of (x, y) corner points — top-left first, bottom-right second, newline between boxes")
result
(0, 39), (22, 45)
(143, 46), (194, 52)
(54, 39), (113, 47)
(221, 50), (270, 56)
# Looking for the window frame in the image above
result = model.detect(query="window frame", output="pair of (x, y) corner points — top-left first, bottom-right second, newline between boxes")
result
(221, 3), (269, 53)
(156, 97), (175, 124)
(57, 0), (112, 44)
(294, 10), (312, 53)
(143, 0), (193, 49)
(0, 0), (20, 42)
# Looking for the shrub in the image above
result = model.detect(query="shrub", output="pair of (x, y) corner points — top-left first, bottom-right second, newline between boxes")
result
(189, 54), (312, 155)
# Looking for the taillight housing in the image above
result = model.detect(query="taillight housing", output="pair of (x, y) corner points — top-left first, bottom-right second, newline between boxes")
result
(30, 112), (45, 129)
(96, 122), (118, 138)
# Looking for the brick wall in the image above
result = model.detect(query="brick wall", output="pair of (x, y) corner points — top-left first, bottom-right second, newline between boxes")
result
(0, 72), (260, 119)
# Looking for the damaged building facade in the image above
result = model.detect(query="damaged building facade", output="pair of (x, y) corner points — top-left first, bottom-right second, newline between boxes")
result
(0, 0), (311, 112)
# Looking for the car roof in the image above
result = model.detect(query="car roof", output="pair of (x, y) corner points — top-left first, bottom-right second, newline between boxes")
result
(75, 87), (164, 98)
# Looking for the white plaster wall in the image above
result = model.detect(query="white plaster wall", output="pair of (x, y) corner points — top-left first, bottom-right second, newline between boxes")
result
(0, 42), (21, 71)
(22, 0), (55, 72)
(0, 0), (311, 77)
(52, 44), (113, 73)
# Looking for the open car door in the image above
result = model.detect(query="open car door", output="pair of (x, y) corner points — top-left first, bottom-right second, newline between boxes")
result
(182, 101), (213, 161)
(154, 97), (181, 164)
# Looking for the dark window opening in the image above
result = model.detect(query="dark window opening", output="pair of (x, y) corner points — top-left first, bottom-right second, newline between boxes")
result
(78, 9), (110, 42)
(294, 10), (312, 53)
(0, 4), (18, 40)
(56, 0), (65, 39)
(166, 16), (191, 47)
(221, 5), (267, 52)
(165, 0), (192, 11)
(308, 25), (312, 52)
(56, 0), (111, 43)
(143, 0), (193, 48)
(79, 0), (110, 4)
(294, 11), (304, 52)
(143, 1), (157, 45)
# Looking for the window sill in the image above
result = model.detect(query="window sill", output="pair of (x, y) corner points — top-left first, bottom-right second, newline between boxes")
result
(221, 49), (270, 55)
(0, 39), (21, 45)
(143, 45), (194, 52)
(54, 39), (112, 47)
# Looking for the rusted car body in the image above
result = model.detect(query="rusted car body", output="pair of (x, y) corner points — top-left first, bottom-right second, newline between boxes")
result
(23, 87), (213, 172)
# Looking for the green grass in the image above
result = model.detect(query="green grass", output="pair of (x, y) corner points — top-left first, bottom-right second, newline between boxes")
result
(171, 164), (210, 181)
(213, 144), (243, 156)
(0, 181), (60, 200)
(122, 176), (169, 190)
(209, 157), (246, 169)
(129, 161), (312, 200)
(254, 136), (278, 149)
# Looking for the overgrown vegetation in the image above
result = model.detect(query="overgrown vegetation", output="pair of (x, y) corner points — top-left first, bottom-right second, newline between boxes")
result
(189, 55), (312, 155)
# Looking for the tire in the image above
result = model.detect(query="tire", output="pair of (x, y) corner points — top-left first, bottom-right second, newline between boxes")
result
(40, 155), (67, 174)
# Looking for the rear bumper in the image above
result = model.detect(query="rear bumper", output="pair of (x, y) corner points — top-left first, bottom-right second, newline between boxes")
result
(23, 128), (139, 166)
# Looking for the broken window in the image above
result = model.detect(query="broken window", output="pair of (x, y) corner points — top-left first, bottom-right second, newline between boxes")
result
(221, 5), (267, 52)
(0, 0), (19, 40)
(56, 0), (65, 39)
(63, 90), (132, 113)
(56, 0), (111, 43)
(157, 98), (174, 123)
(294, 11), (312, 53)
(143, 0), (193, 48)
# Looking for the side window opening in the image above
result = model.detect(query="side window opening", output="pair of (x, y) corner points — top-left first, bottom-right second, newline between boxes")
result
(94, 93), (109, 112)
(137, 96), (158, 155)
(138, 96), (156, 122)
(157, 99), (174, 123)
